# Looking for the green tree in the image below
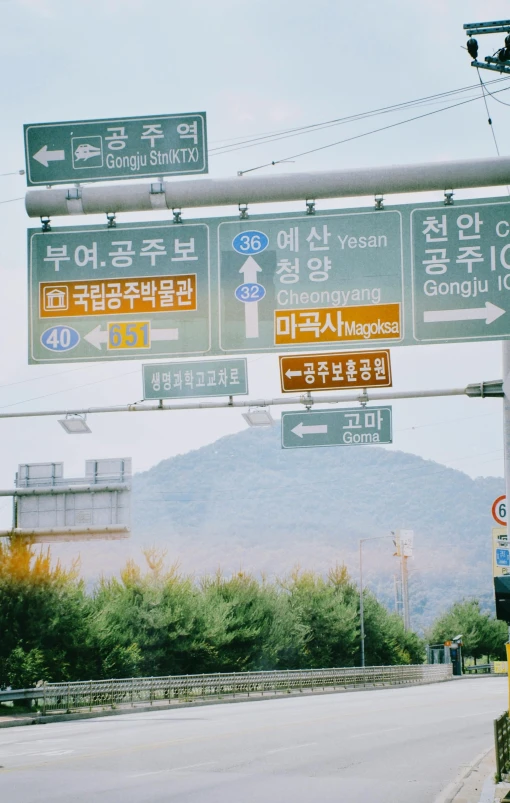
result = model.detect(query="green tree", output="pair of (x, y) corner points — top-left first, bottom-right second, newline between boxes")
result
(280, 566), (360, 668)
(0, 539), (92, 687)
(428, 599), (507, 662)
(362, 592), (424, 666)
(200, 569), (294, 671)
(89, 550), (211, 677)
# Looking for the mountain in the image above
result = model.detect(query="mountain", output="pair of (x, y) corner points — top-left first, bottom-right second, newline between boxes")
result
(127, 427), (503, 631)
(48, 427), (504, 633)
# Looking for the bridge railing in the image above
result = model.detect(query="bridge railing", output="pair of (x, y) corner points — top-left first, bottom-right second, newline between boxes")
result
(0, 664), (452, 716)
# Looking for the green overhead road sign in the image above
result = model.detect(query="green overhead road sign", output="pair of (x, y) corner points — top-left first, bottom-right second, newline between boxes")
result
(28, 221), (211, 363)
(24, 112), (207, 186)
(411, 202), (510, 343)
(218, 214), (403, 354)
(281, 406), (393, 449)
(142, 358), (248, 400)
(28, 197), (510, 364)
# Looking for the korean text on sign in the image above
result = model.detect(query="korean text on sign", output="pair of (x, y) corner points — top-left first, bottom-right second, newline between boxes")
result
(280, 350), (391, 391)
(274, 304), (401, 345)
(150, 366), (241, 393)
(342, 409), (386, 432)
(39, 275), (197, 318)
(42, 237), (199, 272)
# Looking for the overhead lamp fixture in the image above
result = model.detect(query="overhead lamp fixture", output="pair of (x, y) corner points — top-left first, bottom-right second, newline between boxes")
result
(58, 414), (91, 435)
(241, 407), (274, 427)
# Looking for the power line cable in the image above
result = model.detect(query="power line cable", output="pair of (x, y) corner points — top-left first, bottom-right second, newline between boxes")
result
(209, 77), (510, 155)
(477, 68), (501, 156)
(238, 82), (510, 175)
(0, 364), (101, 390)
(0, 368), (140, 410)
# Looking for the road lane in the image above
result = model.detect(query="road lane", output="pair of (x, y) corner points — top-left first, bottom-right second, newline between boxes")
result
(0, 678), (506, 803)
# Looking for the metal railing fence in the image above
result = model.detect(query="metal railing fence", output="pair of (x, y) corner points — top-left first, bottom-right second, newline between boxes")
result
(495, 711), (510, 782)
(0, 664), (452, 716)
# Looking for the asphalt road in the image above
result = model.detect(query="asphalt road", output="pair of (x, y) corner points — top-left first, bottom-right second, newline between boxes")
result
(0, 677), (506, 803)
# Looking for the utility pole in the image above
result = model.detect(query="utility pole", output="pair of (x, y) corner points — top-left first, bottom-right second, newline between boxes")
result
(401, 552), (411, 631)
(462, 16), (510, 709)
(359, 535), (394, 667)
(393, 530), (414, 631)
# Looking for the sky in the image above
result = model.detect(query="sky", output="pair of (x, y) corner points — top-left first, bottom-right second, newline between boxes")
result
(0, 0), (510, 530)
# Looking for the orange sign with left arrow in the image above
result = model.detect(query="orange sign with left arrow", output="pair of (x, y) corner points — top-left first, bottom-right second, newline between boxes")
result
(279, 349), (392, 393)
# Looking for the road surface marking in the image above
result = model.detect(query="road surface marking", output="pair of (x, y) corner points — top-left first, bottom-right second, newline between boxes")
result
(266, 742), (317, 754)
(351, 727), (402, 738)
(130, 760), (216, 778)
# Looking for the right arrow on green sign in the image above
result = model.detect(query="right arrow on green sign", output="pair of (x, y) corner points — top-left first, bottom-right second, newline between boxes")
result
(423, 302), (505, 325)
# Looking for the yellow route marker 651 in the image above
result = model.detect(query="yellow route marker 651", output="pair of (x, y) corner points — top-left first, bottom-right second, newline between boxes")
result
(107, 321), (150, 350)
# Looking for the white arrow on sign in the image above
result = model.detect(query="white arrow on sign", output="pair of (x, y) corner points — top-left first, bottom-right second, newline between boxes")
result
(291, 421), (328, 438)
(285, 369), (303, 379)
(33, 145), (66, 167)
(239, 256), (262, 339)
(150, 328), (179, 342)
(84, 324), (179, 350)
(423, 301), (505, 325)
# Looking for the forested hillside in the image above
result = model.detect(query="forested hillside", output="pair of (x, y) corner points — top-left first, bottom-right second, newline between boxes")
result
(128, 427), (503, 630)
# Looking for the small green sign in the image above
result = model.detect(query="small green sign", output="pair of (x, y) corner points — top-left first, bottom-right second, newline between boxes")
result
(142, 359), (248, 400)
(24, 112), (207, 186)
(281, 406), (393, 449)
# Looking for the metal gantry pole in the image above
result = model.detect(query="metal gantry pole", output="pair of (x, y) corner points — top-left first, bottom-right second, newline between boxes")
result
(360, 539), (365, 668)
(24, 155), (510, 218)
(0, 382), (499, 423)
(503, 342), (510, 711)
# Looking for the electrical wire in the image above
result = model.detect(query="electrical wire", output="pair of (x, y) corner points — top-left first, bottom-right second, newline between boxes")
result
(479, 77), (510, 107)
(0, 365), (98, 390)
(477, 68), (501, 156)
(0, 368), (140, 410)
(238, 82), (510, 175)
(209, 77), (510, 156)
(0, 197), (24, 204)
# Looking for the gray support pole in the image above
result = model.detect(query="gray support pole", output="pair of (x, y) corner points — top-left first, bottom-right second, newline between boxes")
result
(503, 343), (510, 661)
(504, 342), (510, 527)
(24, 155), (510, 217)
(402, 555), (410, 631)
(360, 539), (365, 668)
(0, 384), (492, 423)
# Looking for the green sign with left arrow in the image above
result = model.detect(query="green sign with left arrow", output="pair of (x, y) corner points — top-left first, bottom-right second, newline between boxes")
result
(281, 406), (393, 449)
(24, 112), (208, 186)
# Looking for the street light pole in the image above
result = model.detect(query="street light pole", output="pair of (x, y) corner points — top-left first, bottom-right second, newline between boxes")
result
(359, 535), (395, 667)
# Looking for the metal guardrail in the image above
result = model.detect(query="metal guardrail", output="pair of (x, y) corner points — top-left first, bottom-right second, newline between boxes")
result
(0, 664), (452, 716)
(464, 663), (493, 673)
(495, 711), (510, 781)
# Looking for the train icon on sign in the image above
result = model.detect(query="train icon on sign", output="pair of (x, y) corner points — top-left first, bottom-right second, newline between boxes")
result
(74, 143), (102, 161)
(71, 136), (103, 169)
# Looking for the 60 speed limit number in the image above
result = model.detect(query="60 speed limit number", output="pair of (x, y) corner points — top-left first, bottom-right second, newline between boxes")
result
(492, 495), (507, 527)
